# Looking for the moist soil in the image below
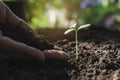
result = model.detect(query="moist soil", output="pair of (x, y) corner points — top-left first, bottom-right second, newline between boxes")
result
(0, 26), (120, 80)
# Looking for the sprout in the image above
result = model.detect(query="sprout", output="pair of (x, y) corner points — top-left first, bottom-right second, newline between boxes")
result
(64, 23), (90, 60)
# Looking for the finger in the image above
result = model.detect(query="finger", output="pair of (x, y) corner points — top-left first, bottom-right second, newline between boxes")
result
(43, 50), (70, 61)
(54, 46), (62, 50)
(0, 36), (45, 62)
(0, 30), (2, 36)
(0, 1), (36, 36)
(58, 50), (70, 60)
(0, 1), (20, 26)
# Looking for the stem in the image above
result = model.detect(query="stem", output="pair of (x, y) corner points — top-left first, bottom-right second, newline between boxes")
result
(75, 30), (78, 60)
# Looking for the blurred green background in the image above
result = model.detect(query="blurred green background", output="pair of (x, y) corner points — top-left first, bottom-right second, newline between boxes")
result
(3, 0), (120, 30)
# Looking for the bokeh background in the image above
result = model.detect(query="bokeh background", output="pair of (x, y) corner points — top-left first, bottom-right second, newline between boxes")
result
(3, 0), (120, 30)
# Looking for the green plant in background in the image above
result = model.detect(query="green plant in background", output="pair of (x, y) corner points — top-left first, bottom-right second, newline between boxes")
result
(64, 23), (90, 60)
(23, 0), (120, 29)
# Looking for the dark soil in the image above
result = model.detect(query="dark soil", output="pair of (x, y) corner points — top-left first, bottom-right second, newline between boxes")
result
(0, 26), (120, 80)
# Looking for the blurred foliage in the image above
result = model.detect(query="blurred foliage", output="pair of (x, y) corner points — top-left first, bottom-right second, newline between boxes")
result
(24, 0), (48, 29)
(6, 0), (120, 29)
(25, 0), (120, 28)
(23, 0), (81, 29)
(24, 0), (69, 29)
(79, 0), (120, 26)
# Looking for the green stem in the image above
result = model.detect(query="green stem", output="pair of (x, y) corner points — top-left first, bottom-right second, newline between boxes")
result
(75, 30), (78, 60)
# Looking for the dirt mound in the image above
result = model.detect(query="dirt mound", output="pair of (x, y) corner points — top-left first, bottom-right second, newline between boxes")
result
(61, 40), (120, 80)
(0, 26), (120, 80)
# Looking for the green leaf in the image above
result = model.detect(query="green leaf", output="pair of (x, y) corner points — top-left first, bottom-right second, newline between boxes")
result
(64, 29), (74, 34)
(69, 23), (77, 29)
(78, 24), (91, 30)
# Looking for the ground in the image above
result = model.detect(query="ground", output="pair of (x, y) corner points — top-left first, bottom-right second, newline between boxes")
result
(0, 26), (120, 80)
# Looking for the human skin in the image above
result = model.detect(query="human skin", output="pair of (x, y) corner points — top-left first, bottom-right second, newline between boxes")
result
(0, 1), (70, 62)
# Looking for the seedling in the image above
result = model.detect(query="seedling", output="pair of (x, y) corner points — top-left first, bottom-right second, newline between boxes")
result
(64, 23), (90, 60)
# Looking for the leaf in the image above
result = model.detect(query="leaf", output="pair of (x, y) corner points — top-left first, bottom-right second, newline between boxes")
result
(78, 24), (91, 30)
(69, 23), (77, 29)
(64, 29), (74, 35)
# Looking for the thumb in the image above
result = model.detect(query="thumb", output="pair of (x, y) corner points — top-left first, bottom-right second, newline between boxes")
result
(43, 50), (70, 61)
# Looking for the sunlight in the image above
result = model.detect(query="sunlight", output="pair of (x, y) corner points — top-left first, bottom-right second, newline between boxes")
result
(45, 3), (69, 28)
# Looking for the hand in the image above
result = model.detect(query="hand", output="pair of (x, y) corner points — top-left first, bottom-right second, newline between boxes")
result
(43, 46), (70, 61)
(0, 36), (69, 62)
(0, 1), (70, 62)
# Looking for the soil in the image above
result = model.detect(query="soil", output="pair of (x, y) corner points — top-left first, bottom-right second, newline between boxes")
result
(0, 26), (120, 80)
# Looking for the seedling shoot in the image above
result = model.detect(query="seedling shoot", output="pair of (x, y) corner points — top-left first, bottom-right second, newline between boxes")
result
(64, 23), (90, 60)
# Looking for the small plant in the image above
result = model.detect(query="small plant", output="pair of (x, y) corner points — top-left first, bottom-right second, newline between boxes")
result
(64, 23), (90, 60)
